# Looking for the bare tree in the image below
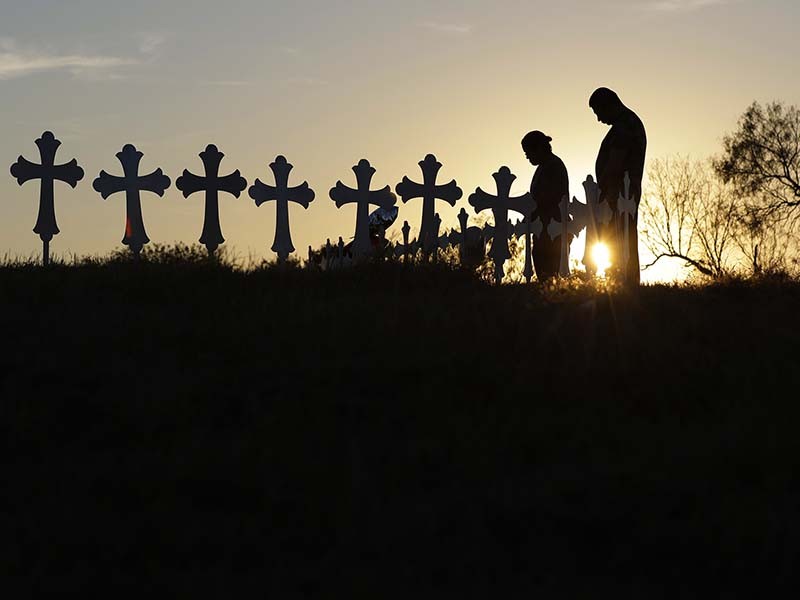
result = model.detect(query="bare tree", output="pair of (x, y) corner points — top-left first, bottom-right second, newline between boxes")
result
(640, 157), (739, 278)
(714, 101), (800, 218)
(732, 201), (800, 276)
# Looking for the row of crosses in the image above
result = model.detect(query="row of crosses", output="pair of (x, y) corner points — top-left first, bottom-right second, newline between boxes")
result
(9, 131), (634, 283)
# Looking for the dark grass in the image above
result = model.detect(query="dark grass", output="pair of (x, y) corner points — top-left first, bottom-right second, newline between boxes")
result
(2, 247), (800, 597)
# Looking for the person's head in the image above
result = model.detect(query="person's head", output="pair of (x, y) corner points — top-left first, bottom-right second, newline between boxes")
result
(521, 130), (553, 166)
(589, 87), (625, 125)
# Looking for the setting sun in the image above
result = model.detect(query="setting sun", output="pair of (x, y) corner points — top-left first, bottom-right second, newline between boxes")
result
(591, 243), (612, 278)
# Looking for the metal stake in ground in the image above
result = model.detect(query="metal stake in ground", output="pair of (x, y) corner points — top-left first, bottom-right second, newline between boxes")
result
(93, 144), (171, 258)
(469, 166), (533, 284)
(176, 144), (247, 257)
(395, 154), (462, 258)
(248, 155), (315, 263)
(330, 159), (396, 260)
(10, 131), (84, 266)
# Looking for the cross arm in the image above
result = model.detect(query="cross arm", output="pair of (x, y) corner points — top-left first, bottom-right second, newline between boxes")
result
(10, 156), (42, 186)
(249, 180), (277, 207)
(139, 169), (172, 197)
(547, 218), (566, 242)
(93, 171), (127, 199)
(468, 187), (495, 213)
(250, 180), (315, 208)
(395, 177), (425, 203)
(289, 182), (315, 208)
(53, 160), (84, 187)
(175, 170), (206, 197)
(618, 191), (637, 216)
(547, 217), (583, 241)
(515, 217), (544, 239)
(217, 171), (248, 197)
(329, 182), (357, 208)
(436, 180), (463, 206)
(570, 198), (590, 230)
(507, 192), (535, 219)
(371, 186), (396, 209)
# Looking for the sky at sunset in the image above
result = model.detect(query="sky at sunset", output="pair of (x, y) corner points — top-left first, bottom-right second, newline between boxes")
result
(2, 0), (799, 281)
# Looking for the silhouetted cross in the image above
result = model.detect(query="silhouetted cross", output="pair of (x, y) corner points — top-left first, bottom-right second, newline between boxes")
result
(547, 195), (590, 277)
(10, 131), (84, 265)
(618, 171), (637, 272)
(249, 155), (315, 262)
(395, 154), (462, 256)
(176, 144), (247, 256)
(329, 159), (396, 259)
(93, 144), (171, 257)
(514, 214), (544, 284)
(449, 207), (471, 263)
(430, 212), (451, 262)
(394, 220), (415, 263)
(581, 174), (613, 275)
(469, 166), (533, 284)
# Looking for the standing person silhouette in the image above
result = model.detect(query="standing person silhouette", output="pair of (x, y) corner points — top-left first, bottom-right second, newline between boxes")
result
(589, 88), (647, 285)
(522, 130), (570, 281)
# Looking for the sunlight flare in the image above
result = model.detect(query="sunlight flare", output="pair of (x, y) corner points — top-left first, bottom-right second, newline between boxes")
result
(591, 243), (611, 278)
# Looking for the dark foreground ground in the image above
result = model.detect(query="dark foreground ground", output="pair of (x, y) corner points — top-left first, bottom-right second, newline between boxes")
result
(2, 253), (800, 597)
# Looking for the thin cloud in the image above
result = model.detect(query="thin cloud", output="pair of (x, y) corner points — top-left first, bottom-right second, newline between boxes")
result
(420, 22), (473, 34)
(638, 0), (731, 12)
(287, 76), (328, 86)
(137, 32), (167, 56)
(0, 39), (136, 80)
(201, 80), (252, 87)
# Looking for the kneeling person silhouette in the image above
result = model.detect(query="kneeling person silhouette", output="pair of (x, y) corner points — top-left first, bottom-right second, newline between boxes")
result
(522, 131), (570, 281)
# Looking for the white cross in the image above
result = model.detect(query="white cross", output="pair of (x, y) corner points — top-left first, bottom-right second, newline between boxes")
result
(395, 154), (462, 256)
(330, 159), (396, 259)
(469, 166), (534, 284)
(249, 155), (315, 263)
(618, 171), (637, 272)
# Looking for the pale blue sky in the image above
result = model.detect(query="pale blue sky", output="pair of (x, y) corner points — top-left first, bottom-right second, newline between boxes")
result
(2, 0), (798, 278)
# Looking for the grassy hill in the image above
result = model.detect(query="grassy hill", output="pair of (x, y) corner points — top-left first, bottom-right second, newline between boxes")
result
(2, 248), (800, 597)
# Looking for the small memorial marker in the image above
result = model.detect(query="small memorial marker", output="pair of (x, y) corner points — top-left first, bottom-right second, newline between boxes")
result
(394, 220), (415, 263)
(248, 155), (315, 263)
(10, 131), (84, 265)
(324, 238), (334, 269)
(337, 236), (351, 268)
(395, 154), (462, 257)
(93, 144), (171, 257)
(448, 208), (485, 270)
(330, 159), (396, 259)
(432, 213), (442, 261)
(450, 207), (471, 264)
(176, 144), (247, 256)
(469, 166), (534, 284)
(435, 214), (451, 250)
